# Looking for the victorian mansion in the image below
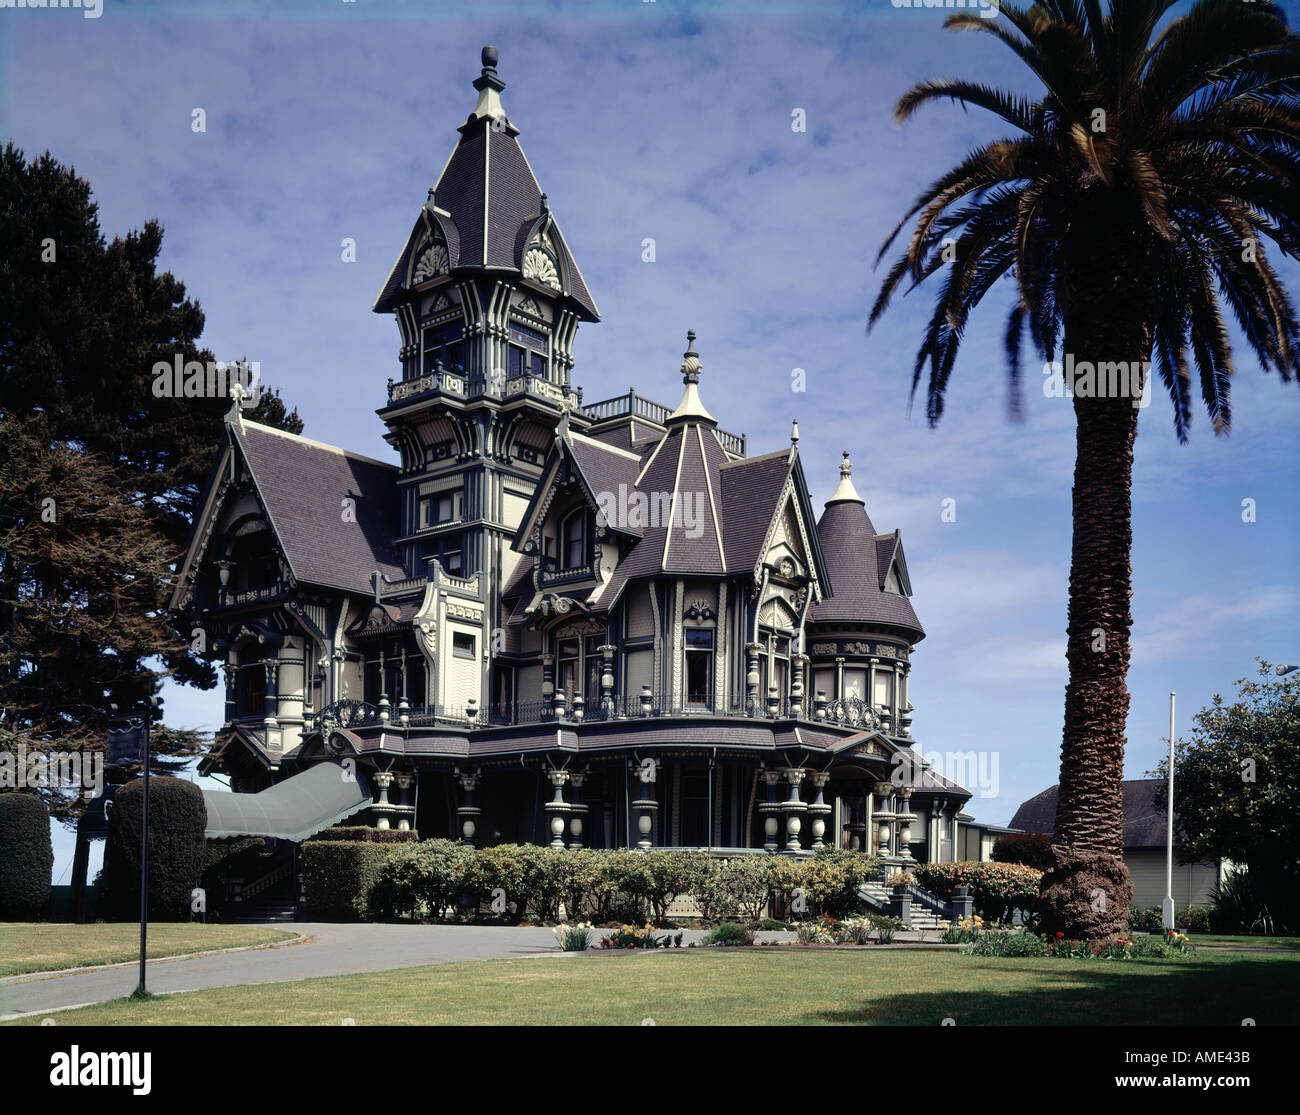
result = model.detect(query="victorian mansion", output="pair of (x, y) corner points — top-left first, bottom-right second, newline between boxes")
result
(172, 47), (1000, 869)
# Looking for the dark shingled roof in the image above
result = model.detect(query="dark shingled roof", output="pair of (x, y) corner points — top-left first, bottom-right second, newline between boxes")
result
(566, 432), (644, 538)
(808, 496), (924, 639)
(719, 449), (796, 574)
(374, 98), (598, 319)
(232, 420), (404, 596)
(1009, 779), (1183, 850)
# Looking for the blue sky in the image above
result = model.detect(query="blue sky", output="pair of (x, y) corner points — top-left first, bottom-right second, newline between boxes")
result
(4, 0), (1299, 877)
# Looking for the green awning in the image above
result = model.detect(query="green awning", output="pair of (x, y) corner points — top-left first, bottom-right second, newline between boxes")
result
(203, 761), (372, 842)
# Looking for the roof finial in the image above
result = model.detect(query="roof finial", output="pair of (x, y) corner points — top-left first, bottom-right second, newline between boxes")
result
(680, 329), (700, 385)
(667, 328), (715, 424)
(791, 418), (800, 446)
(826, 449), (865, 506)
(471, 44), (508, 124)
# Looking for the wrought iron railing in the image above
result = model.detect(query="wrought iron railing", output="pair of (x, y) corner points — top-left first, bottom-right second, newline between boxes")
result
(308, 693), (893, 732)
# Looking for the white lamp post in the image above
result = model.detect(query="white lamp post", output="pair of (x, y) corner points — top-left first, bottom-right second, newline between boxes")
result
(1162, 691), (1175, 931)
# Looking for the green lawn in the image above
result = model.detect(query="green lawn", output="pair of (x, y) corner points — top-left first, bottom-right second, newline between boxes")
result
(0, 923), (296, 978)
(8, 948), (1298, 1026)
(1186, 934), (1300, 950)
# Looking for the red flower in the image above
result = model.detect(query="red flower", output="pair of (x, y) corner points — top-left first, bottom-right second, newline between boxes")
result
(1056, 931), (1065, 938)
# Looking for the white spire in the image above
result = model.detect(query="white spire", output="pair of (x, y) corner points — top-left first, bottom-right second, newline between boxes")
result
(471, 45), (508, 123)
(667, 329), (717, 424)
(826, 450), (865, 506)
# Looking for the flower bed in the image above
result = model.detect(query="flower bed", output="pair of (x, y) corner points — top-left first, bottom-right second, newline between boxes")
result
(964, 928), (1195, 960)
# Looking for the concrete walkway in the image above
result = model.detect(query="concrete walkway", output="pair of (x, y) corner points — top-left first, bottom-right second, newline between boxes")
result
(0, 924), (947, 1020)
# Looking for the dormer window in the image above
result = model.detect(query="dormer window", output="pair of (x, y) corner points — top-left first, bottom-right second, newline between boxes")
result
(507, 323), (547, 380)
(561, 509), (586, 570)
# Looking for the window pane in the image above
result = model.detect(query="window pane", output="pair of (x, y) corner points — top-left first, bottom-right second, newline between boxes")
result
(508, 346), (524, 376)
(529, 351), (545, 377)
(686, 650), (712, 705)
(453, 633), (475, 659)
(685, 629), (713, 648)
(558, 639), (580, 658)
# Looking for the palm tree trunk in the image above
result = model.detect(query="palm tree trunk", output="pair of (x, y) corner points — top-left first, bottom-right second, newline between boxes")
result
(1040, 211), (1155, 938)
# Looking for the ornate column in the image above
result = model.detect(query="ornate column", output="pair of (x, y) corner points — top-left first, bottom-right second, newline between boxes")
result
(598, 644), (616, 716)
(745, 643), (762, 716)
(221, 662), (237, 727)
(568, 771), (588, 849)
(758, 770), (783, 852)
(868, 657), (878, 713)
(898, 666), (912, 737)
(540, 653), (555, 720)
(394, 773), (414, 831)
(873, 781), (896, 860)
(632, 760), (658, 850)
(456, 771), (480, 846)
(834, 656), (845, 702)
(782, 768), (807, 852)
(545, 770), (571, 848)
(896, 785), (916, 863)
(806, 772), (831, 848)
(790, 654), (808, 719)
(263, 661), (279, 729)
(372, 771), (394, 830)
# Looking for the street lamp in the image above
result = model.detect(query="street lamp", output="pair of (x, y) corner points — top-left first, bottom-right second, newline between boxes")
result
(1275, 664), (1298, 676)
(1162, 691), (1176, 932)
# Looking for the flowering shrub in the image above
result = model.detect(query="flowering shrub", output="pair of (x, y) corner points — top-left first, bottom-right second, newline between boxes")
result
(832, 917), (875, 945)
(939, 915), (984, 943)
(912, 861), (1042, 923)
(796, 917), (836, 945)
(966, 927), (1196, 960)
(885, 870), (915, 889)
(599, 923), (681, 949)
(553, 922), (593, 951)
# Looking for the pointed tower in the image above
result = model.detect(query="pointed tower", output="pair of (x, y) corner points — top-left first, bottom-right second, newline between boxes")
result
(807, 451), (924, 737)
(373, 45), (601, 624)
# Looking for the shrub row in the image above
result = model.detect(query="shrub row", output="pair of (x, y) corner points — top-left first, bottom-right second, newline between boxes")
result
(300, 840), (403, 921)
(310, 826), (419, 844)
(359, 843), (881, 926)
(911, 861), (1043, 923)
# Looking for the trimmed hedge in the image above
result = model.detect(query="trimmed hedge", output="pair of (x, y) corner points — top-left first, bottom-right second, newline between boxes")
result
(301, 839), (406, 920)
(991, 832), (1055, 871)
(104, 777), (208, 921)
(0, 793), (54, 919)
(912, 861), (1042, 923)
(310, 826), (419, 844)
(365, 843), (880, 926)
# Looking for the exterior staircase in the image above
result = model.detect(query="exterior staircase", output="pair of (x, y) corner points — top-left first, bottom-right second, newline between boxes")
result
(857, 878), (948, 931)
(224, 861), (301, 924)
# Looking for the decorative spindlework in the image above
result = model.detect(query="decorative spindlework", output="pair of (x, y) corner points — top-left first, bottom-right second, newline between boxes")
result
(413, 241), (449, 283)
(826, 695), (883, 731)
(317, 699), (382, 732)
(523, 247), (560, 289)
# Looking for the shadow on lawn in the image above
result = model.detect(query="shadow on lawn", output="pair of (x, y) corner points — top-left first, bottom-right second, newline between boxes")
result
(810, 957), (1300, 1026)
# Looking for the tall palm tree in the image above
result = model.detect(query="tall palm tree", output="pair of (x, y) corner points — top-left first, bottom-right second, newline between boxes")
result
(872, 0), (1300, 937)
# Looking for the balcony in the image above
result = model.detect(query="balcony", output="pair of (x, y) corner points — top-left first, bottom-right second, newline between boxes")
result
(216, 580), (289, 608)
(387, 369), (584, 411)
(582, 389), (746, 455)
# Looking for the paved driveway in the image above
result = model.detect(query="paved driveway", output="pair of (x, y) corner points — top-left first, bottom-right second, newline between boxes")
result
(0, 924), (569, 1019)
